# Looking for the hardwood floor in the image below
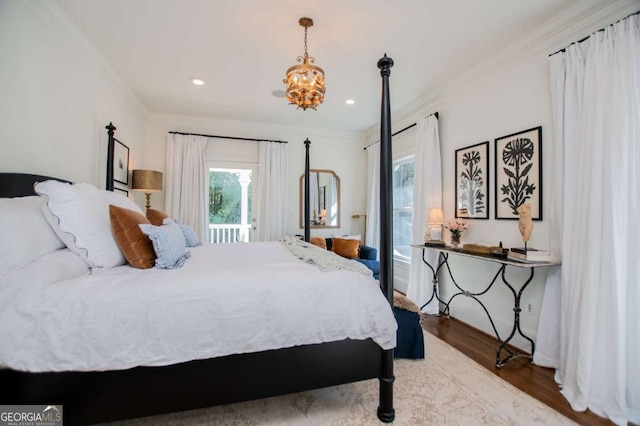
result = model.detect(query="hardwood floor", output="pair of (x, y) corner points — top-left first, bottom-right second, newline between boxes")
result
(420, 315), (613, 426)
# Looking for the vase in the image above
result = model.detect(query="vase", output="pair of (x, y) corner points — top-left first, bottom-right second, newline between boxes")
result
(451, 233), (461, 248)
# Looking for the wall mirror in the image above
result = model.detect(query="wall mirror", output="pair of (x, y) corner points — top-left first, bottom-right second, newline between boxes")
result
(300, 169), (340, 229)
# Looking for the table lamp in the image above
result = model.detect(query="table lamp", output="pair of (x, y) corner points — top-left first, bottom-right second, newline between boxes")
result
(132, 169), (163, 210)
(426, 208), (444, 242)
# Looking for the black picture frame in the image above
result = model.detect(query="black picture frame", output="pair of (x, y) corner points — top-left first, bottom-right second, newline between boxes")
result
(455, 141), (489, 219)
(494, 126), (542, 220)
(113, 139), (129, 185)
(114, 187), (129, 197)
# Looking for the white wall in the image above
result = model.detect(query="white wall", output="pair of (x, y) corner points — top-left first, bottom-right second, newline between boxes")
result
(0, 1), (146, 187)
(364, 1), (639, 351)
(144, 115), (367, 238)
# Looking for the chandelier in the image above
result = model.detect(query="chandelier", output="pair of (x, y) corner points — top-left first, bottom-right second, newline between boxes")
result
(284, 17), (325, 111)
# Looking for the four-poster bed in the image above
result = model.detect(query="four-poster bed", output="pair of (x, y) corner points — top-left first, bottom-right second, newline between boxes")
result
(0, 55), (397, 424)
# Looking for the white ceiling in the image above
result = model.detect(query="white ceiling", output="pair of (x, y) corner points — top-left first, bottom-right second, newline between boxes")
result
(55, 0), (587, 133)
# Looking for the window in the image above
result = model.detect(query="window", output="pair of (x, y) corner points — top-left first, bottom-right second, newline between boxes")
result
(208, 168), (254, 243)
(393, 156), (414, 261)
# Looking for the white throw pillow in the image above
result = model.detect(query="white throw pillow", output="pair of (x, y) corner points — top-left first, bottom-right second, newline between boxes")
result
(35, 181), (143, 269)
(0, 196), (65, 275)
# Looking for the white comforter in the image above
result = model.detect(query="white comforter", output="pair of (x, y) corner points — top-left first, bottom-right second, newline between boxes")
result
(0, 242), (396, 372)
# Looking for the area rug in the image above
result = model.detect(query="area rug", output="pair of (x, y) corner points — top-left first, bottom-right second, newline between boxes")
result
(102, 331), (575, 425)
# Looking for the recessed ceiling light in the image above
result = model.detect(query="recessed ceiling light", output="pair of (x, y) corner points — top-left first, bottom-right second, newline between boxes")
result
(272, 90), (286, 98)
(190, 77), (205, 86)
(345, 99), (355, 105)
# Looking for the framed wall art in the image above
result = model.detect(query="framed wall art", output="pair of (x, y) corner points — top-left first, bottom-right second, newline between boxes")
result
(494, 126), (542, 220)
(113, 139), (129, 185)
(114, 187), (129, 197)
(455, 141), (489, 219)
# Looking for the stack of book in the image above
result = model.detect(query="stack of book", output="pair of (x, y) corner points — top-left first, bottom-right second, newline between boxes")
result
(507, 248), (552, 263)
(424, 240), (445, 247)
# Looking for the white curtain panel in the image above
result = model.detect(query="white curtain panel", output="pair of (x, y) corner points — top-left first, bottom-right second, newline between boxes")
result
(164, 133), (208, 243)
(407, 115), (442, 314)
(538, 13), (640, 425)
(256, 141), (288, 241)
(365, 141), (380, 252)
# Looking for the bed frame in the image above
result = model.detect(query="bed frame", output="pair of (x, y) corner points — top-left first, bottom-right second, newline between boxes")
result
(0, 56), (396, 425)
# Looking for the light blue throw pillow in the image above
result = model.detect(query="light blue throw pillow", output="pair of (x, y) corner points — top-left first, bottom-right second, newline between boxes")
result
(176, 222), (201, 247)
(139, 220), (191, 269)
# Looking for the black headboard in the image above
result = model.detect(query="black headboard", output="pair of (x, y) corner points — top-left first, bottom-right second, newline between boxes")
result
(0, 173), (71, 198)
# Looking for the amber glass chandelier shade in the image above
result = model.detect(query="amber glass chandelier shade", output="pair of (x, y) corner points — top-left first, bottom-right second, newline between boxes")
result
(284, 17), (325, 111)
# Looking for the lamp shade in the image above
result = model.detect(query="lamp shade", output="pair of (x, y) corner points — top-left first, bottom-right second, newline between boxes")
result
(132, 170), (162, 193)
(428, 208), (444, 224)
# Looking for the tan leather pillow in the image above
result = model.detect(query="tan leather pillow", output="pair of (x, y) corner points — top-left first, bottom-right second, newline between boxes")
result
(332, 238), (361, 259)
(310, 236), (327, 250)
(146, 208), (169, 226)
(109, 205), (156, 269)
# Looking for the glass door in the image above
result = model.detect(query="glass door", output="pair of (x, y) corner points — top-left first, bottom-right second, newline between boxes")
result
(208, 164), (257, 243)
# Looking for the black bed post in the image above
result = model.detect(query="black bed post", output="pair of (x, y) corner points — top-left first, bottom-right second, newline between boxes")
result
(377, 54), (395, 423)
(105, 122), (116, 191)
(304, 138), (311, 242)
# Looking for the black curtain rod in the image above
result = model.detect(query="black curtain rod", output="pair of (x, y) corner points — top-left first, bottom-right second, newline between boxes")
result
(168, 131), (287, 144)
(364, 112), (439, 150)
(549, 9), (639, 57)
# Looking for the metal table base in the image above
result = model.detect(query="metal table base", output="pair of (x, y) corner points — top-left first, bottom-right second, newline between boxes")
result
(415, 245), (559, 368)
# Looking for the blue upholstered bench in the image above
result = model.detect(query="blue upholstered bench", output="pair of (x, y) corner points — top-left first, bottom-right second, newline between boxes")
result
(324, 238), (380, 280)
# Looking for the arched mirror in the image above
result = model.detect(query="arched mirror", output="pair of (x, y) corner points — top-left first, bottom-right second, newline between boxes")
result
(300, 169), (340, 229)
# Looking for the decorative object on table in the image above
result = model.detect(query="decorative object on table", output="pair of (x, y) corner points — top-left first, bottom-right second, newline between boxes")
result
(495, 126), (542, 220)
(113, 138), (130, 185)
(132, 170), (163, 211)
(425, 208), (445, 243)
(489, 241), (509, 259)
(507, 248), (551, 263)
(517, 203), (533, 252)
(283, 17), (325, 111)
(445, 218), (469, 248)
(455, 141), (489, 219)
(462, 243), (501, 255)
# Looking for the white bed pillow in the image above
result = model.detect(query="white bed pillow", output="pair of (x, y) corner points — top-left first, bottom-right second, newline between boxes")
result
(0, 196), (65, 275)
(34, 180), (143, 269)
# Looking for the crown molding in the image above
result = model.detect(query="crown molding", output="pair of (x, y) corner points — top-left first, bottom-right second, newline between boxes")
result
(28, 0), (148, 120)
(365, 0), (639, 141)
(147, 112), (365, 143)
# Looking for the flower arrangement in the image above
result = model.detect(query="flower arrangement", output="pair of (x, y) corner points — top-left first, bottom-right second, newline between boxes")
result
(445, 218), (469, 247)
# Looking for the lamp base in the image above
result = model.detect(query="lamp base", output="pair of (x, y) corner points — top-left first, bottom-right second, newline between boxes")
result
(145, 193), (151, 210)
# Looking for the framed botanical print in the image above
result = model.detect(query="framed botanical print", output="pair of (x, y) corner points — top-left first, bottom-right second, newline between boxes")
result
(113, 139), (129, 185)
(114, 187), (129, 197)
(455, 141), (489, 219)
(494, 126), (542, 220)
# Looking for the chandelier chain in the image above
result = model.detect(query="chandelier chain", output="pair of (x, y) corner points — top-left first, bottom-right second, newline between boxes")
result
(304, 27), (308, 58)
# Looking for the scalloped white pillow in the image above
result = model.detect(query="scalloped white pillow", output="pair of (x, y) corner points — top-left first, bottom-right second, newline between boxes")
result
(0, 196), (65, 276)
(35, 181), (144, 269)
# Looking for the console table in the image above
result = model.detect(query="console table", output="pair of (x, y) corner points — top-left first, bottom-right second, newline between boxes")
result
(412, 244), (560, 368)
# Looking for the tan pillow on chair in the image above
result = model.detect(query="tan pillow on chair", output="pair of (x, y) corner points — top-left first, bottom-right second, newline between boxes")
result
(332, 238), (361, 259)
(310, 236), (327, 249)
(109, 205), (156, 269)
(146, 208), (169, 226)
